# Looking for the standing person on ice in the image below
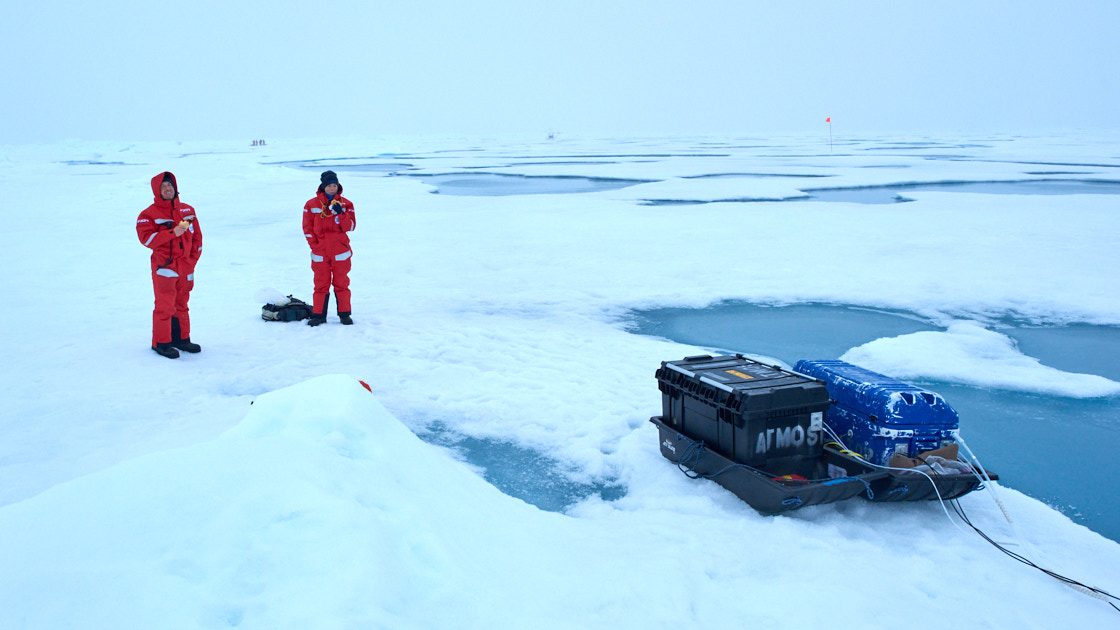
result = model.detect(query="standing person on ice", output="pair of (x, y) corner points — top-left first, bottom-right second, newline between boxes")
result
(303, 170), (356, 326)
(136, 172), (203, 359)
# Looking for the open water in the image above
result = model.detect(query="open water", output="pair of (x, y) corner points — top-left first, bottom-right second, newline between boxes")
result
(418, 422), (625, 512)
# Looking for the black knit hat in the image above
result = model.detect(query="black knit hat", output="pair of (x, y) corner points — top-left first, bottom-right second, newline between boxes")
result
(320, 171), (339, 187)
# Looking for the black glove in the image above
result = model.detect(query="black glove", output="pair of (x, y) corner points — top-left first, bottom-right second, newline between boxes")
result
(330, 202), (343, 214)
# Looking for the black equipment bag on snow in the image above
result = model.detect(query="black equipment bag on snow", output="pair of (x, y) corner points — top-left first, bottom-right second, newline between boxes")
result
(262, 295), (312, 322)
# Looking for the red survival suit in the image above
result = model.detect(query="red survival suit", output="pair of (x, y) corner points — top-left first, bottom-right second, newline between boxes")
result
(303, 185), (356, 317)
(136, 172), (202, 347)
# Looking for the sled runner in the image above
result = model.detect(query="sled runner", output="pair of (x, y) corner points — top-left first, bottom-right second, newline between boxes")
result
(650, 415), (884, 513)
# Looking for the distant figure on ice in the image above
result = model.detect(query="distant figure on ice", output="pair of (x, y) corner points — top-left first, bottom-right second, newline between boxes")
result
(303, 170), (356, 326)
(136, 172), (203, 358)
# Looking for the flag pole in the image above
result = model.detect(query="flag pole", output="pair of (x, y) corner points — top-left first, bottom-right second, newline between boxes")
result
(826, 117), (833, 152)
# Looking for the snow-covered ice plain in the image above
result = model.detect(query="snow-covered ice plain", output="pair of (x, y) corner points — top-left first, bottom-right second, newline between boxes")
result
(1, 132), (1119, 627)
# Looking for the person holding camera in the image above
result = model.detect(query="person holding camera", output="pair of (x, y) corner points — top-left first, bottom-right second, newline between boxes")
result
(302, 170), (356, 326)
(136, 171), (203, 358)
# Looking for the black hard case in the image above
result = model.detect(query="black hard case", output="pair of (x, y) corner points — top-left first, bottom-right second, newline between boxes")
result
(656, 354), (831, 476)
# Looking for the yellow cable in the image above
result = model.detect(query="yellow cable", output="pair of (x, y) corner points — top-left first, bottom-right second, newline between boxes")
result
(825, 441), (862, 459)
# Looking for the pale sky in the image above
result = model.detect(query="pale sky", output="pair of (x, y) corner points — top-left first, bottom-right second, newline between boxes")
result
(2, 0), (1117, 144)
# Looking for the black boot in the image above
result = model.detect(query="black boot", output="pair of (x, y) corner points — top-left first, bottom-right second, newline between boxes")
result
(170, 317), (202, 353)
(174, 337), (202, 353)
(339, 311), (353, 325)
(153, 342), (180, 359)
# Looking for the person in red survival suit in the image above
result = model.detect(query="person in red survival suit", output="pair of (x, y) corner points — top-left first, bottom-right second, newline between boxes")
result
(303, 170), (356, 326)
(136, 172), (203, 358)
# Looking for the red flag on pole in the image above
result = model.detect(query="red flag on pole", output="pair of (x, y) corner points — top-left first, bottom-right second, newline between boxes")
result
(826, 117), (831, 123)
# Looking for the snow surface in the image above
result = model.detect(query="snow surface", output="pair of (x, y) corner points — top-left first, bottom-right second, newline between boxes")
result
(1, 133), (1119, 628)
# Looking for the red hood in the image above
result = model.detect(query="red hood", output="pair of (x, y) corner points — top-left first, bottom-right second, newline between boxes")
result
(151, 171), (179, 203)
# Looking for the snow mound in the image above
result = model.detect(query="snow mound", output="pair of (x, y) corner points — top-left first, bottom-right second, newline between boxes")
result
(0, 376), (576, 627)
